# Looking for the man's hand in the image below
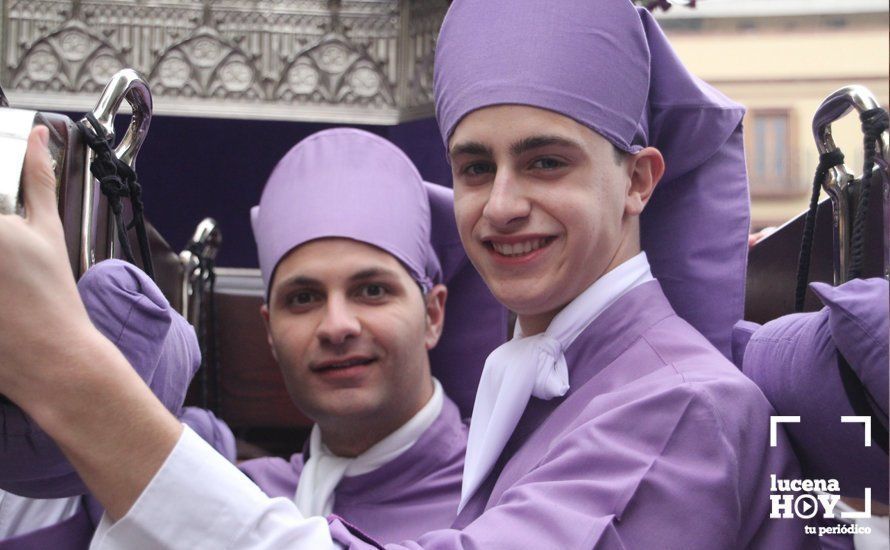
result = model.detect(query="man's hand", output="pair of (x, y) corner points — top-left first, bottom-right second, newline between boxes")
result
(0, 127), (182, 520)
(0, 127), (95, 406)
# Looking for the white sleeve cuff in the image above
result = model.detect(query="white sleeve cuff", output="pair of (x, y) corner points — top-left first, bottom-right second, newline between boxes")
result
(90, 424), (338, 550)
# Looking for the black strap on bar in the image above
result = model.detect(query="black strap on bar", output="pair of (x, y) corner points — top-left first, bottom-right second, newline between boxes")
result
(188, 242), (220, 414)
(794, 149), (846, 312)
(77, 113), (154, 279)
(837, 353), (889, 454)
(847, 107), (889, 280)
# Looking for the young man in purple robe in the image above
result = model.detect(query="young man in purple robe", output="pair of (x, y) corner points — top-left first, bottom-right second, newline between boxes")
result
(0, 0), (820, 548)
(237, 127), (498, 542)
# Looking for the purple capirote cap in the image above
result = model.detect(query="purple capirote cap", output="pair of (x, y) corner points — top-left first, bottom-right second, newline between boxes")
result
(0, 260), (200, 498)
(434, 0), (749, 358)
(742, 279), (889, 501)
(251, 128), (441, 297)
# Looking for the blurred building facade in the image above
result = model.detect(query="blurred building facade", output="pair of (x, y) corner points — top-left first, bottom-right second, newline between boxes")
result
(657, 0), (890, 229)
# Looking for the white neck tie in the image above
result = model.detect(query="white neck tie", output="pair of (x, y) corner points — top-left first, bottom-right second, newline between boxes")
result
(295, 378), (444, 517)
(458, 253), (654, 512)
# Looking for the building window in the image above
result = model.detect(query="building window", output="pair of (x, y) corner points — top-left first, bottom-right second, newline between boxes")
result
(746, 110), (799, 196)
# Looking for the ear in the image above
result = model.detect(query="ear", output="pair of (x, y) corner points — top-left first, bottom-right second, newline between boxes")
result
(259, 303), (278, 362)
(423, 284), (448, 351)
(624, 147), (665, 217)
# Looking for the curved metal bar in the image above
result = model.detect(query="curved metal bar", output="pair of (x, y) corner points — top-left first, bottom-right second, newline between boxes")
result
(811, 85), (886, 285)
(180, 218), (222, 325)
(189, 218), (223, 262)
(813, 85), (886, 155)
(78, 69), (153, 274)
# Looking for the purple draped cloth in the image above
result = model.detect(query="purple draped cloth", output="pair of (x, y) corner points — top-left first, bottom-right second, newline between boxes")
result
(0, 260), (200, 498)
(742, 278), (889, 502)
(0, 498), (94, 550)
(0, 407), (238, 548)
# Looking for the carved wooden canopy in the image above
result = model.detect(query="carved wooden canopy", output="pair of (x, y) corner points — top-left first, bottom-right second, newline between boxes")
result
(1, 0), (446, 123)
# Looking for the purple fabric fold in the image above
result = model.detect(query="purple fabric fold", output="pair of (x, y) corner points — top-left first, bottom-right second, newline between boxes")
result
(742, 279), (889, 501)
(0, 260), (200, 498)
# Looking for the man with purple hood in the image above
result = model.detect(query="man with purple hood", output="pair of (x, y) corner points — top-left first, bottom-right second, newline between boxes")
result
(236, 127), (504, 542)
(0, 0), (818, 548)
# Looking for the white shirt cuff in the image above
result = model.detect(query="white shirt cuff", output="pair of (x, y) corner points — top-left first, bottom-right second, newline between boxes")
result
(90, 424), (338, 550)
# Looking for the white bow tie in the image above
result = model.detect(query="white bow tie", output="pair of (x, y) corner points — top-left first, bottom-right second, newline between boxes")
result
(458, 253), (654, 512)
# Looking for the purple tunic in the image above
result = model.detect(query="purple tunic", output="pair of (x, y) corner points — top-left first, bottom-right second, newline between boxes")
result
(0, 409), (236, 549)
(0, 498), (94, 550)
(329, 282), (813, 548)
(240, 395), (467, 544)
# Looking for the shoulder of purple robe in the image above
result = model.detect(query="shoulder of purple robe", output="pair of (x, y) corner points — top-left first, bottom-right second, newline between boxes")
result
(0, 502), (93, 550)
(0, 260), (200, 499)
(331, 379), (815, 549)
(335, 393), (466, 500)
(329, 394), (466, 543)
(239, 455), (303, 500)
(329, 284), (816, 549)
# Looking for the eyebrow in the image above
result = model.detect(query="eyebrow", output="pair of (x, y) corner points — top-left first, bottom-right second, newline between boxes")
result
(448, 141), (493, 159)
(348, 267), (399, 282)
(510, 135), (584, 157)
(276, 267), (398, 290)
(276, 275), (323, 290)
(448, 135), (584, 160)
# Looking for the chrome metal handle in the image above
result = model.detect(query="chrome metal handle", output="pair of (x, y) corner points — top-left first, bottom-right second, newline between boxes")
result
(79, 69), (153, 274)
(188, 218), (222, 262)
(179, 218), (222, 325)
(811, 85), (886, 284)
(814, 85), (887, 158)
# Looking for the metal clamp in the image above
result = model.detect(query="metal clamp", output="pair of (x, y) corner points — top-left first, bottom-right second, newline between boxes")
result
(812, 85), (888, 284)
(79, 69), (153, 274)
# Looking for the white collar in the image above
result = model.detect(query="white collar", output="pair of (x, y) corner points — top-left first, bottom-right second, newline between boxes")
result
(459, 252), (653, 512)
(294, 378), (444, 516)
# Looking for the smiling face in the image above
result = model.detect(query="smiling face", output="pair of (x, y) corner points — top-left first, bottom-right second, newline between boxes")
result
(449, 105), (662, 334)
(260, 238), (445, 450)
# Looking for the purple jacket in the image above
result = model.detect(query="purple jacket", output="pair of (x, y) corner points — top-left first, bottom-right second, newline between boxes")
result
(329, 281), (814, 549)
(241, 394), (467, 544)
